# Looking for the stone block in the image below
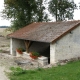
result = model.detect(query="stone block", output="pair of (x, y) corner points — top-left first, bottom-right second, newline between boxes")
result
(38, 56), (48, 66)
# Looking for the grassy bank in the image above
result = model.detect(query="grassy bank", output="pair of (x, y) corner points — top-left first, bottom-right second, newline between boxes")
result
(8, 60), (80, 80)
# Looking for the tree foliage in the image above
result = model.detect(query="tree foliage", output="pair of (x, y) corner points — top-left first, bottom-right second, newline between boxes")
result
(2, 0), (49, 31)
(48, 0), (77, 21)
(36, 0), (49, 22)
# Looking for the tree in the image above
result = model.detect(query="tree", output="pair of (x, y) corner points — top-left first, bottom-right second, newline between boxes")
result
(36, 0), (50, 22)
(48, 0), (77, 21)
(2, 0), (49, 31)
(2, 0), (37, 30)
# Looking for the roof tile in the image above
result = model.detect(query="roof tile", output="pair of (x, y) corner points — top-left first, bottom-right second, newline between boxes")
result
(9, 20), (80, 43)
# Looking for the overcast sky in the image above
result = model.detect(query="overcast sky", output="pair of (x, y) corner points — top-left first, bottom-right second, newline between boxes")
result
(0, 0), (10, 26)
(0, 0), (80, 26)
(74, 0), (80, 20)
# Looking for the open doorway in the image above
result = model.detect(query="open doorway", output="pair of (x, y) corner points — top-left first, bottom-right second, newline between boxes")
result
(29, 41), (50, 63)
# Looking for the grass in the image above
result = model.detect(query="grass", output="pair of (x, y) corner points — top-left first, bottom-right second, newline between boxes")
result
(8, 60), (80, 80)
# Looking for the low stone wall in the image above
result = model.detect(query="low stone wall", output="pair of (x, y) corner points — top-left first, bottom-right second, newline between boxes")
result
(16, 52), (48, 66)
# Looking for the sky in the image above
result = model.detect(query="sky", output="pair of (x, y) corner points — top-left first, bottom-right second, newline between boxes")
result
(74, 0), (80, 20)
(0, 0), (11, 26)
(0, 0), (80, 26)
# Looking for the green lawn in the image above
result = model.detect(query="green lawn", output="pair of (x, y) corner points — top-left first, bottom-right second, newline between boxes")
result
(8, 60), (80, 80)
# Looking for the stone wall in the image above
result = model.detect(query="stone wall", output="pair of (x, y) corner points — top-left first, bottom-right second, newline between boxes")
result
(10, 38), (25, 56)
(50, 25), (80, 64)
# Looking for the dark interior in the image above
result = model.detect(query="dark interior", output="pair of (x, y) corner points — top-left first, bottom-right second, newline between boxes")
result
(29, 41), (50, 63)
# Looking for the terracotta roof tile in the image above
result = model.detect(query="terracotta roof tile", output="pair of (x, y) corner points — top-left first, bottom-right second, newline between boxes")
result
(9, 20), (80, 43)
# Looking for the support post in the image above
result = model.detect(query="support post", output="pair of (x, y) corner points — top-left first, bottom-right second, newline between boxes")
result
(24, 40), (31, 53)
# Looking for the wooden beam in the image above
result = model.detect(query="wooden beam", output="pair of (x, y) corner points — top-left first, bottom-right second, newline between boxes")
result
(24, 40), (31, 53)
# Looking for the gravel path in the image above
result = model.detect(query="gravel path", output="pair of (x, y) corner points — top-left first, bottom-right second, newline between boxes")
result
(0, 66), (9, 80)
(0, 53), (17, 80)
(0, 36), (10, 80)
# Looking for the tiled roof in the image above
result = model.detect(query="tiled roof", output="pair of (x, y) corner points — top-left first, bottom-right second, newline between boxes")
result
(9, 20), (80, 43)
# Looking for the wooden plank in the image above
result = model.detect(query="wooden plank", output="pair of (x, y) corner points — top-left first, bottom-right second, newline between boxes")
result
(24, 40), (31, 53)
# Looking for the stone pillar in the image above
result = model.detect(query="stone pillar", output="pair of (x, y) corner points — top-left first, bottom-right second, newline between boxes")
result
(50, 43), (56, 64)
(10, 38), (12, 55)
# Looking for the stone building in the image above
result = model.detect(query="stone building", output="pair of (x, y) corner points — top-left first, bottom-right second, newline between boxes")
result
(9, 20), (80, 64)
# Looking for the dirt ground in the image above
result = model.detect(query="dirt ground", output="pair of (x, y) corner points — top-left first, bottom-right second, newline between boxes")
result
(0, 36), (10, 80)
(0, 36), (25, 80)
(0, 66), (9, 80)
